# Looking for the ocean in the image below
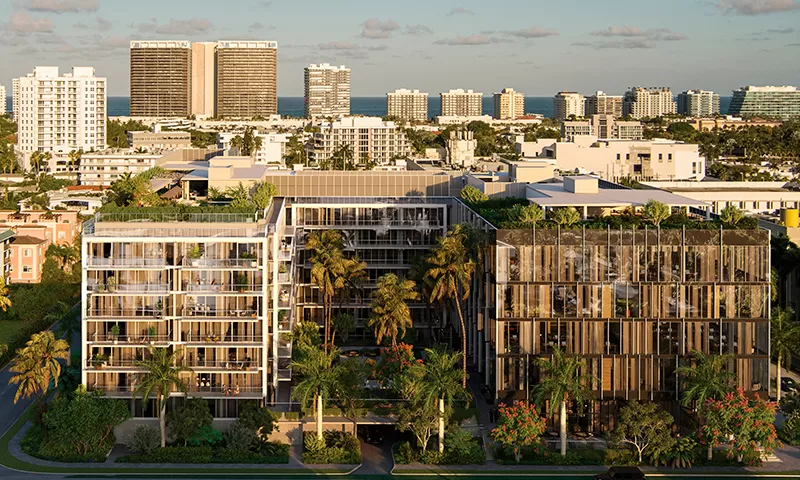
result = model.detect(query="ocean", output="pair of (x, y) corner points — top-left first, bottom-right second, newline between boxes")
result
(8, 96), (734, 119)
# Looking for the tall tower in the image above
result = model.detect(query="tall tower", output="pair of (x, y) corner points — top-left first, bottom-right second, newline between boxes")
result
(304, 64), (350, 118)
(130, 40), (192, 117)
(215, 41), (278, 118)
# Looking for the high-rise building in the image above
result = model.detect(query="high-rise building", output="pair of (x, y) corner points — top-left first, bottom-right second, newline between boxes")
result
(16, 67), (106, 163)
(304, 63), (350, 118)
(728, 86), (800, 120)
(586, 91), (623, 117)
(493, 88), (525, 120)
(387, 89), (428, 122)
(553, 91), (585, 121)
(191, 42), (216, 118)
(215, 41), (278, 119)
(677, 90), (720, 117)
(0, 84), (6, 115)
(310, 117), (411, 166)
(440, 89), (482, 116)
(130, 40), (192, 117)
(623, 87), (676, 119)
(12, 78), (19, 121)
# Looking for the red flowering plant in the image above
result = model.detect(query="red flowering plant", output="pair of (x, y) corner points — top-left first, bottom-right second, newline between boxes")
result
(701, 387), (781, 466)
(376, 343), (423, 393)
(490, 401), (547, 462)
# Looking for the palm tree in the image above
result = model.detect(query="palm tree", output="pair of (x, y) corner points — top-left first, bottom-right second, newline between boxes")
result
(426, 233), (475, 387)
(420, 346), (468, 452)
(306, 230), (348, 351)
(552, 206), (581, 227)
(51, 303), (79, 365)
(771, 307), (800, 401)
(9, 355), (43, 406)
(134, 347), (193, 447)
(29, 151), (43, 175)
(252, 136), (263, 155)
(369, 273), (419, 347)
(290, 345), (342, 440)
(0, 277), (11, 312)
(229, 135), (244, 155)
(643, 199), (671, 227)
(719, 205), (744, 228)
(409, 255), (437, 343)
(337, 255), (367, 316)
(8, 331), (70, 408)
(533, 347), (595, 456)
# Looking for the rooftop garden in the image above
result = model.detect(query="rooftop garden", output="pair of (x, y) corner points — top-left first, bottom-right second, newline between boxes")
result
(460, 185), (759, 230)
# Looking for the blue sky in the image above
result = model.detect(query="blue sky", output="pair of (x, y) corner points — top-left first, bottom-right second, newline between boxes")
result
(0, 0), (799, 96)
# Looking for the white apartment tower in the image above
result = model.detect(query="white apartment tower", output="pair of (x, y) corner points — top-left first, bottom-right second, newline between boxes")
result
(16, 67), (107, 161)
(310, 117), (411, 166)
(623, 87), (677, 119)
(553, 91), (585, 121)
(12, 79), (20, 121)
(387, 89), (428, 122)
(493, 88), (525, 120)
(440, 89), (482, 116)
(0, 84), (6, 116)
(304, 63), (350, 118)
(677, 90), (720, 117)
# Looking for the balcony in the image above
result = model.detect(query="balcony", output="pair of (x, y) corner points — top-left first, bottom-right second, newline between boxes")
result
(88, 308), (164, 319)
(185, 360), (260, 371)
(183, 258), (260, 268)
(87, 257), (167, 268)
(86, 357), (142, 370)
(186, 385), (262, 397)
(186, 283), (263, 293)
(182, 332), (263, 345)
(92, 283), (170, 293)
(182, 307), (259, 319)
(89, 333), (171, 345)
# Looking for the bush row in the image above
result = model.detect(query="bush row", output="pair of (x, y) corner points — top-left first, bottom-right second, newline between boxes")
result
(303, 431), (361, 464)
(116, 443), (289, 464)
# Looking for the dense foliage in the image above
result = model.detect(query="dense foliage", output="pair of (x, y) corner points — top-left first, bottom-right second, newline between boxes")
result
(303, 431), (361, 464)
(491, 401), (547, 462)
(610, 401), (674, 464)
(107, 119), (149, 148)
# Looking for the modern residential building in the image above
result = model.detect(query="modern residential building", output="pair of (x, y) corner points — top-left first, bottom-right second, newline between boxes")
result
(215, 41), (278, 119)
(728, 86), (800, 120)
(562, 115), (643, 141)
(677, 90), (720, 117)
(15, 66), (107, 165)
(553, 92), (585, 121)
(79, 151), (162, 186)
(128, 131), (192, 150)
(130, 40), (192, 117)
(309, 117), (411, 166)
(586, 91), (623, 117)
(191, 42), (217, 118)
(640, 180), (800, 215)
(440, 89), (482, 117)
(12, 78), (19, 121)
(0, 84), (5, 115)
(386, 89), (429, 122)
(218, 131), (290, 165)
(493, 88), (525, 120)
(304, 64), (350, 118)
(623, 87), (677, 119)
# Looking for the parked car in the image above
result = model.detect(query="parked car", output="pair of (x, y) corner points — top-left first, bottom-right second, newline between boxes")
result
(594, 466), (646, 480)
(781, 377), (799, 393)
(362, 426), (384, 445)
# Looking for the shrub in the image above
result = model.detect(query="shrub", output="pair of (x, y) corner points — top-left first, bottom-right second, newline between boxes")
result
(237, 400), (279, 439)
(396, 441), (414, 464)
(125, 425), (161, 455)
(224, 421), (258, 451)
(442, 429), (485, 465)
(214, 447), (288, 464)
(117, 445), (213, 464)
(187, 425), (223, 447)
(167, 398), (213, 446)
(302, 431), (361, 464)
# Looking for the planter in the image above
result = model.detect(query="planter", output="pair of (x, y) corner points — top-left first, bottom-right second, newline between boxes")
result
(250, 261), (257, 268)
(112, 338), (118, 345)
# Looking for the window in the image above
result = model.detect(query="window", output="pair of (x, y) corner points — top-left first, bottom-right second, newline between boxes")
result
(23, 266), (32, 273)
(58, 232), (66, 240)
(668, 153), (673, 160)
(658, 153), (663, 160)
(616, 153), (621, 160)
(625, 153), (630, 160)
(23, 249), (31, 258)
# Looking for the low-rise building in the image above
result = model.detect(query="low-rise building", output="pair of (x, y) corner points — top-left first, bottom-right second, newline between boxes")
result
(639, 180), (800, 215)
(217, 132), (290, 165)
(0, 229), (13, 281)
(9, 233), (47, 283)
(309, 117), (411, 166)
(446, 129), (477, 167)
(79, 151), (161, 186)
(127, 131), (192, 150)
(0, 209), (79, 283)
(561, 115), (644, 140)
(688, 116), (783, 131)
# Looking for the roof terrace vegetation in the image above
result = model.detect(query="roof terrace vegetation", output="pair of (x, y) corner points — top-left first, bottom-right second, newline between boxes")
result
(460, 185), (759, 230)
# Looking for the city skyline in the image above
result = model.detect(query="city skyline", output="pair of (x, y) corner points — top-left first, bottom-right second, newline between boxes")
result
(0, 0), (798, 97)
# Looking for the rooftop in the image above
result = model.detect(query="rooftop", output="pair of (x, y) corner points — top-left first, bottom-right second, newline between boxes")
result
(11, 235), (47, 245)
(528, 178), (706, 208)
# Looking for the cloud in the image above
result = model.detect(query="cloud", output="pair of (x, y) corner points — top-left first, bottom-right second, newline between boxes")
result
(248, 22), (264, 32)
(502, 26), (559, 38)
(318, 41), (361, 50)
(138, 18), (213, 36)
(447, 7), (474, 16)
(434, 34), (504, 45)
(591, 25), (687, 40)
(404, 24), (432, 35)
(717, 0), (800, 15)
(788, 42), (800, 46)
(17, 0), (98, 13)
(75, 17), (111, 32)
(573, 39), (655, 49)
(367, 45), (388, 51)
(360, 18), (400, 39)
(36, 33), (68, 44)
(767, 27), (796, 33)
(5, 12), (55, 33)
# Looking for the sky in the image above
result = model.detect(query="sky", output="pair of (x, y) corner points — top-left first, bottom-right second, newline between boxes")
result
(0, 0), (799, 97)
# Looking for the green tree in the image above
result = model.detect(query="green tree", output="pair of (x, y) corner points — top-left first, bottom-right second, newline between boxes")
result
(134, 347), (193, 447)
(229, 135), (244, 155)
(510, 203), (544, 225)
(107, 119), (148, 148)
(368, 273), (419, 347)
(460, 185), (489, 205)
(290, 345), (342, 440)
(331, 312), (355, 345)
(426, 232), (475, 388)
(719, 205), (744, 228)
(772, 307), (800, 401)
(237, 401), (279, 441)
(167, 397), (213, 446)
(396, 393), (438, 453)
(466, 121), (497, 157)
(611, 401), (675, 464)
(306, 230), (347, 351)
(43, 390), (131, 457)
(330, 144), (355, 170)
(491, 401), (548, 462)
(252, 181), (277, 210)
(533, 347), (595, 456)
(283, 135), (307, 168)
(551, 206), (581, 228)
(420, 346), (469, 453)
(8, 331), (70, 408)
(643, 199), (671, 227)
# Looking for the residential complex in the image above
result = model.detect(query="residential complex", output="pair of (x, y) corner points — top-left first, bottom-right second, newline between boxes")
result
(561, 115), (643, 141)
(0, 84), (5, 115)
(728, 85), (800, 120)
(128, 131), (192, 150)
(493, 88), (525, 120)
(304, 64), (351, 118)
(386, 89), (429, 122)
(309, 116), (411, 166)
(586, 91), (623, 117)
(15, 66), (107, 164)
(130, 41), (192, 117)
(0, 210), (80, 283)
(215, 41), (278, 119)
(622, 87), (676, 119)
(677, 90), (720, 117)
(440, 89), (482, 116)
(553, 91), (585, 121)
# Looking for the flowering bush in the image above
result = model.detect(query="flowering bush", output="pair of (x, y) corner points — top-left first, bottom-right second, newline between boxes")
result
(490, 401), (547, 462)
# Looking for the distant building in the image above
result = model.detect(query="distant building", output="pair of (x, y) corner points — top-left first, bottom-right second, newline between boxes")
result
(191, 42), (216, 118)
(0, 230), (12, 282)
(623, 87), (676, 119)
(0, 85), (5, 115)
(128, 131), (191, 150)
(215, 41), (278, 119)
(387, 89), (429, 122)
(310, 117), (411, 166)
(677, 90), (720, 117)
(585, 91), (622, 117)
(728, 86), (800, 120)
(130, 40), (192, 117)
(304, 64), (350, 118)
(493, 88), (525, 120)
(561, 114), (643, 141)
(689, 116), (783, 131)
(553, 91), (585, 121)
(640, 180), (800, 216)
(446, 129), (477, 167)
(79, 151), (161, 186)
(440, 89), (482, 116)
(11, 79), (19, 121)
(217, 132), (290, 165)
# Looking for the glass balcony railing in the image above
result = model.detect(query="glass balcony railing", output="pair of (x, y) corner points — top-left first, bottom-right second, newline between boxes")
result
(182, 307), (259, 318)
(186, 283), (262, 293)
(87, 257), (167, 267)
(88, 308), (164, 319)
(182, 332), (263, 344)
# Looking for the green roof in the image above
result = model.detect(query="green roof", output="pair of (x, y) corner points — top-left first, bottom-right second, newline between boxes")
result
(0, 229), (14, 243)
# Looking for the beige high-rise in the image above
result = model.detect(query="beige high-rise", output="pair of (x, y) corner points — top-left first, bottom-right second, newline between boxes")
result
(216, 41), (278, 119)
(387, 89), (428, 122)
(191, 42), (216, 118)
(553, 91), (585, 121)
(586, 91), (622, 117)
(493, 88), (525, 120)
(440, 89), (482, 116)
(130, 40), (192, 117)
(623, 87), (676, 119)
(304, 64), (350, 118)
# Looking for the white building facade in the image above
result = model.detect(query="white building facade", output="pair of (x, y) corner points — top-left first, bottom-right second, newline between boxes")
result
(387, 89), (428, 122)
(310, 117), (411, 166)
(623, 87), (676, 119)
(0, 85), (6, 115)
(79, 151), (161, 186)
(304, 64), (350, 118)
(218, 132), (290, 165)
(553, 91), (585, 121)
(12, 79), (20, 121)
(493, 88), (525, 120)
(677, 90), (720, 117)
(440, 89), (482, 116)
